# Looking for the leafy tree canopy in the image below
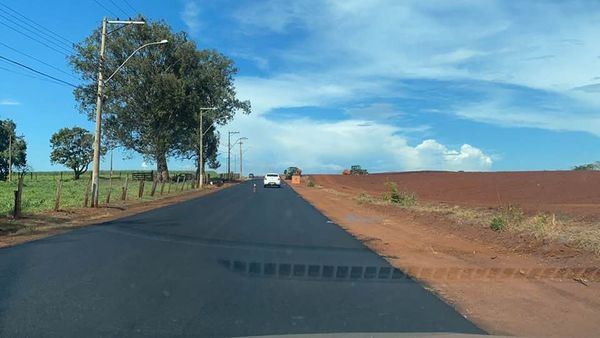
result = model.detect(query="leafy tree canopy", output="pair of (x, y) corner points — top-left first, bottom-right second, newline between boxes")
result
(572, 162), (600, 171)
(50, 127), (98, 180)
(70, 19), (249, 180)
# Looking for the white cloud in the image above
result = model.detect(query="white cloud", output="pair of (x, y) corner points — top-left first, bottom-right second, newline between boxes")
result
(456, 100), (600, 137)
(181, 0), (200, 36)
(230, 0), (600, 137)
(0, 99), (19, 106)
(412, 140), (493, 171)
(235, 73), (397, 116)
(141, 161), (148, 169)
(219, 114), (492, 174)
(235, 0), (600, 92)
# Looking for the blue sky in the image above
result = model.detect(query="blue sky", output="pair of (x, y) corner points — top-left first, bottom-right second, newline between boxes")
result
(1, 0), (599, 174)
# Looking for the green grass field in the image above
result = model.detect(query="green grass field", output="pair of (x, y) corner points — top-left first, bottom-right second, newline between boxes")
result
(0, 170), (198, 217)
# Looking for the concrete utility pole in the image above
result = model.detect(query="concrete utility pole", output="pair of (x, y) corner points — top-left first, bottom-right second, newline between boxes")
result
(7, 133), (11, 182)
(238, 137), (247, 179)
(197, 107), (217, 189)
(227, 131), (239, 181)
(90, 17), (107, 207)
(90, 17), (165, 207)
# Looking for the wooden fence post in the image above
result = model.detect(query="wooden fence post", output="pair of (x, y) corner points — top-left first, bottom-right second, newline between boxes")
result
(181, 176), (186, 191)
(83, 179), (91, 207)
(121, 177), (128, 201)
(150, 180), (158, 197)
(54, 179), (62, 211)
(105, 186), (111, 204)
(138, 180), (145, 198)
(105, 169), (113, 204)
(13, 176), (24, 218)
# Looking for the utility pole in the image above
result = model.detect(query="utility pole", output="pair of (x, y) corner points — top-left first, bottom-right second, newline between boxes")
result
(227, 132), (230, 181)
(90, 17), (107, 208)
(197, 107), (216, 189)
(238, 137), (247, 179)
(8, 132), (11, 182)
(239, 139), (243, 179)
(198, 109), (202, 188)
(233, 154), (237, 177)
(227, 131), (239, 181)
(90, 18), (161, 207)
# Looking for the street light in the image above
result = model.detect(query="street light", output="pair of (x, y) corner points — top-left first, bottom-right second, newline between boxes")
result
(227, 131), (239, 181)
(90, 16), (168, 207)
(197, 107), (217, 189)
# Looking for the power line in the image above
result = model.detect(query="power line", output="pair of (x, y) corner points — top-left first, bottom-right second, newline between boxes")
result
(0, 21), (70, 56)
(0, 63), (70, 87)
(0, 11), (73, 54)
(0, 7), (73, 51)
(0, 3), (74, 46)
(123, 0), (138, 14)
(0, 41), (78, 80)
(92, 0), (120, 18)
(0, 55), (78, 87)
(107, 0), (131, 18)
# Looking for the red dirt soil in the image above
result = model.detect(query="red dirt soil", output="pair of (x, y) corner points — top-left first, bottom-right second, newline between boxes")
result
(312, 171), (600, 219)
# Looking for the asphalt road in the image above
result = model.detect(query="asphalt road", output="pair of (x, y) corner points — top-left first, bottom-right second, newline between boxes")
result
(0, 180), (485, 337)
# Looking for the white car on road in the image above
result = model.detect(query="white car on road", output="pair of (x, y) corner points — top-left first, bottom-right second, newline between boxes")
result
(263, 173), (281, 188)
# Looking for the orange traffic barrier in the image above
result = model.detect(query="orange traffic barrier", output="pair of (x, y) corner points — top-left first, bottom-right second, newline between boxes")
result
(291, 175), (301, 185)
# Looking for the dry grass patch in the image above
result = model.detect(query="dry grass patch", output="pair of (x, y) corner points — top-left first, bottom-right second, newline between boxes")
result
(354, 192), (375, 204)
(351, 189), (600, 255)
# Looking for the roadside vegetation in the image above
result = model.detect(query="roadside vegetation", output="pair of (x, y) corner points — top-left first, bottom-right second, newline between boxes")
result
(383, 181), (417, 207)
(0, 170), (200, 217)
(355, 192), (374, 204)
(572, 161), (600, 171)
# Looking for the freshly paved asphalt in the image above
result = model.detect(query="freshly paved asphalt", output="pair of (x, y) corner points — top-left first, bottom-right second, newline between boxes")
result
(0, 180), (485, 337)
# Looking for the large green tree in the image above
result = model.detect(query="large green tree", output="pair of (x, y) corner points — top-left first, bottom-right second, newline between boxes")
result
(50, 127), (96, 180)
(0, 119), (27, 181)
(70, 19), (249, 181)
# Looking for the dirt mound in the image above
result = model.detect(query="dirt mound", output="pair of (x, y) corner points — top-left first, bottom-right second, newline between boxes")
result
(311, 171), (600, 218)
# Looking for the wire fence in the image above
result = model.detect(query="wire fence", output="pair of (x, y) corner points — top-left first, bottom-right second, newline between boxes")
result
(0, 170), (205, 217)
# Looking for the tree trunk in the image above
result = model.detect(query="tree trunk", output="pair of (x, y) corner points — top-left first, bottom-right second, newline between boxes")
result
(156, 153), (169, 182)
(74, 169), (81, 180)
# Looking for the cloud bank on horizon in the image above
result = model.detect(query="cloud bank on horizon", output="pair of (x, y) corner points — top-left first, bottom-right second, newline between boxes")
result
(183, 0), (600, 174)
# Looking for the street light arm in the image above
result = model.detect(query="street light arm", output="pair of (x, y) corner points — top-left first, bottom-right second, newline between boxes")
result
(230, 137), (247, 149)
(198, 107), (217, 136)
(105, 40), (168, 83)
(202, 124), (214, 137)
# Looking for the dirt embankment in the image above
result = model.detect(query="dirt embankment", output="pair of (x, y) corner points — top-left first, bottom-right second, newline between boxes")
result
(292, 172), (600, 338)
(0, 184), (230, 249)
